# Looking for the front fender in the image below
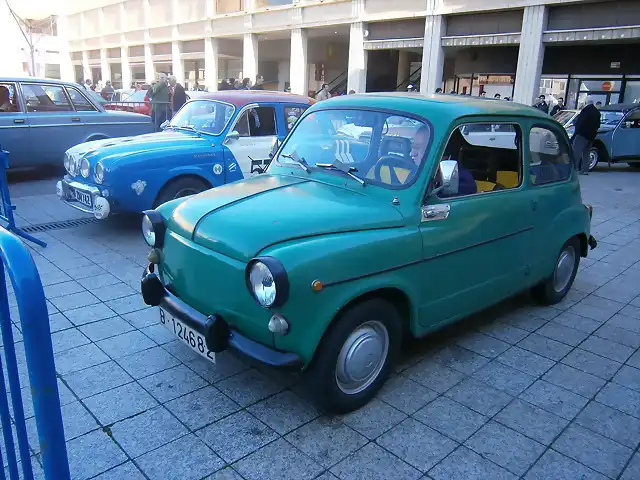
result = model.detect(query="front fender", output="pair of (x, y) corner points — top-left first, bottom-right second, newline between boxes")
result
(259, 227), (422, 364)
(540, 203), (591, 277)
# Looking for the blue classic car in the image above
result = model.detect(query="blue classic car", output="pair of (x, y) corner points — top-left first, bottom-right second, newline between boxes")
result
(57, 91), (314, 219)
(0, 77), (153, 168)
(555, 104), (640, 171)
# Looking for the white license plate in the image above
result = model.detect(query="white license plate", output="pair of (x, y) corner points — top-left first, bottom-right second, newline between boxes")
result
(159, 308), (216, 363)
(72, 189), (92, 207)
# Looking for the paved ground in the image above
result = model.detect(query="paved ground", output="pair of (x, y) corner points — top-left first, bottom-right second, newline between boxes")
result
(4, 165), (640, 480)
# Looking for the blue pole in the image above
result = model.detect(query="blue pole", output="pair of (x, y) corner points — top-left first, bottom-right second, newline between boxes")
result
(0, 228), (70, 480)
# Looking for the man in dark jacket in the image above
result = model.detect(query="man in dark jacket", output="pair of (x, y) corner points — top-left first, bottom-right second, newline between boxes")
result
(169, 76), (187, 115)
(149, 73), (171, 131)
(534, 94), (549, 114)
(572, 98), (601, 175)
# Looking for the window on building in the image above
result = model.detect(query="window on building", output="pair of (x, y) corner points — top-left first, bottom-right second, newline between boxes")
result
(21, 84), (72, 112)
(66, 87), (97, 112)
(529, 126), (571, 185)
(433, 123), (522, 198)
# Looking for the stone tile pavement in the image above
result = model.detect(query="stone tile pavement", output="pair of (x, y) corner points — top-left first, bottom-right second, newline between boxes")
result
(3, 165), (640, 479)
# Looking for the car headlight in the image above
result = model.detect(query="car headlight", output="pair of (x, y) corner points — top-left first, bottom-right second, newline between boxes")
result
(95, 162), (104, 184)
(246, 257), (289, 308)
(80, 158), (90, 178)
(64, 154), (71, 174)
(141, 210), (166, 248)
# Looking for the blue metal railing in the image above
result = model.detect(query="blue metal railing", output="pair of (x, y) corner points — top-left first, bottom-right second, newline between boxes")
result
(0, 226), (70, 480)
(0, 147), (46, 248)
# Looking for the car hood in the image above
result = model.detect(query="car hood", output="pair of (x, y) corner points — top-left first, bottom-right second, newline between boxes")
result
(66, 130), (214, 169)
(168, 174), (405, 261)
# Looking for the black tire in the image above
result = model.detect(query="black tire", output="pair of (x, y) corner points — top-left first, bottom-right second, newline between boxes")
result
(154, 177), (209, 207)
(532, 237), (580, 305)
(627, 163), (640, 169)
(304, 298), (402, 414)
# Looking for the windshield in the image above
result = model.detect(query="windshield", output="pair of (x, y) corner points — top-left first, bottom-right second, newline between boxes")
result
(122, 90), (147, 102)
(553, 111), (575, 125)
(600, 111), (624, 126)
(275, 109), (431, 188)
(168, 99), (235, 135)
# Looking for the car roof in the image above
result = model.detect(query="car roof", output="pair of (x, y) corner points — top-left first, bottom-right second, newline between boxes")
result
(2, 77), (78, 86)
(598, 103), (640, 112)
(313, 92), (554, 123)
(189, 90), (315, 107)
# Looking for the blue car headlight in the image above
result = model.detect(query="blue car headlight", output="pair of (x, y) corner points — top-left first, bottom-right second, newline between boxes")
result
(95, 162), (105, 184)
(245, 257), (289, 308)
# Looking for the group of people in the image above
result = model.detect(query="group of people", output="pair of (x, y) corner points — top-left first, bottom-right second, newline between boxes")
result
(218, 75), (265, 91)
(148, 73), (187, 131)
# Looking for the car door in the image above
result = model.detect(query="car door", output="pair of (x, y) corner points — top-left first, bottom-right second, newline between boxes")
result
(224, 104), (278, 176)
(0, 82), (30, 167)
(21, 82), (85, 165)
(417, 121), (536, 328)
(610, 109), (640, 159)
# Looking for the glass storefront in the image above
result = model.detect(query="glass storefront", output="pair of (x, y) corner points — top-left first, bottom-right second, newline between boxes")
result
(448, 74), (515, 98)
(540, 75), (640, 110)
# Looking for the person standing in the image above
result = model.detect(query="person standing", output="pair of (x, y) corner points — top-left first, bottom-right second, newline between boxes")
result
(550, 97), (565, 116)
(101, 80), (115, 101)
(169, 76), (187, 116)
(316, 84), (331, 101)
(149, 73), (170, 131)
(534, 94), (549, 114)
(253, 75), (265, 90)
(572, 98), (601, 175)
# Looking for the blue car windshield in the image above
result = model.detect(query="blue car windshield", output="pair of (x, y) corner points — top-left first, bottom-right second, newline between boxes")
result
(169, 100), (235, 135)
(274, 109), (430, 189)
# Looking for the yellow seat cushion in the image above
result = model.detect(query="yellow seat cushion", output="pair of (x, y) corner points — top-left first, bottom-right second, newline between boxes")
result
(475, 180), (496, 192)
(497, 170), (519, 188)
(367, 166), (412, 184)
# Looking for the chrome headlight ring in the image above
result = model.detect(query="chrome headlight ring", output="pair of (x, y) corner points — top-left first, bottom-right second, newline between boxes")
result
(80, 158), (90, 178)
(141, 210), (166, 248)
(245, 257), (289, 308)
(63, 153), (71, 174)
(95, 162), (105, 184)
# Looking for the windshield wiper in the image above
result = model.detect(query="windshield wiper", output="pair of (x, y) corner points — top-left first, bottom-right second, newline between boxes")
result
(169, 125), (202, 136)
(280, 152), (310, 172)
(316, 159), (365, 186)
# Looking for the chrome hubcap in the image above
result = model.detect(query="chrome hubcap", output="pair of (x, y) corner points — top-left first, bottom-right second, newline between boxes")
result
(589, 149), (598, 170)
(553, 245), (576, 293)
(335, 321), (389, 395)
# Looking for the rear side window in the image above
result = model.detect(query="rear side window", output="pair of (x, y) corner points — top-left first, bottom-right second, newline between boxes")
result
(284, 106), (308, 132)
(0, 82), (21, 112)
(66, 87), (97, 112)
(529, 127), (572, 185)
(21, 84), (72, 112)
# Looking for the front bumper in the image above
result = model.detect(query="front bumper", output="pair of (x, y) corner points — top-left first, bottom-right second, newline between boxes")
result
(57, 178), (111, 220)
(140, 265), (303, 368)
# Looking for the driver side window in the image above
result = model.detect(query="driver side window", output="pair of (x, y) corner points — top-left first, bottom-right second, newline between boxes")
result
(234, 107), (277, 137)
(433, 123), (522, 199)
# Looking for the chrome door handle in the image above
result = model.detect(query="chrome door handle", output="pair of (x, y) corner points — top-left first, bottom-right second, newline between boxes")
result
(13, 119), (24, 124)
(71, 117), (81, 122)
(421, 204), (450, 222)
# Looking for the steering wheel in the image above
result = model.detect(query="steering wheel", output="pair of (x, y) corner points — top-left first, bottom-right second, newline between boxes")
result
(373, 155), (417, 185)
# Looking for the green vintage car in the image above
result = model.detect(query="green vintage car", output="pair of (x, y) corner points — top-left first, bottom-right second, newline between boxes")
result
(140, 93), (597, 413)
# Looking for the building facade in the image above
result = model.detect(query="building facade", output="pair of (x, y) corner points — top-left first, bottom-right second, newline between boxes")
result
(30, 0), (640, 106)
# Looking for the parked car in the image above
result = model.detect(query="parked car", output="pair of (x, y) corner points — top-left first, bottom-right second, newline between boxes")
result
(105, 89), (151, 116)
(56, 91), (314, 219)
(555, 105), (640, 171)
(139, 93), (597, 413)
(0, 77), (153, 168)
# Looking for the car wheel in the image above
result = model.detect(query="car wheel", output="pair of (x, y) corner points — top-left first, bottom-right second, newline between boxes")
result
(154, 177), (209, 207)
(305, 299), (402, 414)
(627, 162), (640, 169)
(588, 147), (600, 171)
(532, 237), (580, 305)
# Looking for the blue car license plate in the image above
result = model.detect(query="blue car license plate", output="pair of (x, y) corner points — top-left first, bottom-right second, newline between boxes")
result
(72, 188), (92, 207)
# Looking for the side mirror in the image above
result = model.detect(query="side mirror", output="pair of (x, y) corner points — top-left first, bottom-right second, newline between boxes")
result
(225, 131), (240, 144)
(429, 160), (460, 198)
(160, 120), (169, 130)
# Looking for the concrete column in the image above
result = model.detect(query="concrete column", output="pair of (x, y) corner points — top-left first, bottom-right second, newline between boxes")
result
(171, 40), (185, 84)
(243, 33), (258, 82)
(100, 49), (111, 83)
(420, 15), (445, 94)
(121, 42), (132, 88)
(513, 5), (547, 105)
(290, 28), (308, 95)
(144, 43), (155, 83)
(205, 37), (219, 91)
(278, 60), (289, 91)
(56, 16), (75, 82)
(396, 50), (410, 88)
(82, 51), (91, 82)
(347, 22), (367, 93)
